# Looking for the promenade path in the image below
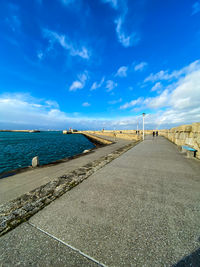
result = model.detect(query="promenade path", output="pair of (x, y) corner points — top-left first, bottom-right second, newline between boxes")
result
(1, 136), (200, 266)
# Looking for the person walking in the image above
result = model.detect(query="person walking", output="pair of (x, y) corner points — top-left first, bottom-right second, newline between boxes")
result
(153, 131), (155, 138)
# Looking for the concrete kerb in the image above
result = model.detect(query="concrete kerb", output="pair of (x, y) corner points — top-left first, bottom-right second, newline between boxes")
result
(0, 140), (140, 237)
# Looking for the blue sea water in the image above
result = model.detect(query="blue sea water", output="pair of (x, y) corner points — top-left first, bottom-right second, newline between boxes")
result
(0, 131), (95, 176)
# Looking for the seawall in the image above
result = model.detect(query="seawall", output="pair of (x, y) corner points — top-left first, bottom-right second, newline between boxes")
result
(158, 122), (200, 159)
(79, 132), (113, 145)
(81, 130), (141, 141)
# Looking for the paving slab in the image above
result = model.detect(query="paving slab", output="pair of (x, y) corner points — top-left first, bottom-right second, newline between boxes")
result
(0, 222), (99, 267)
(28, 136), (200, 266)
(0, 136), (131, 204)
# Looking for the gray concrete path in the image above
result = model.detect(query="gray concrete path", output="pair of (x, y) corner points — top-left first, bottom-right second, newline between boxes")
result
(1, 136), (200, 266)
(0, 136), (130, 204)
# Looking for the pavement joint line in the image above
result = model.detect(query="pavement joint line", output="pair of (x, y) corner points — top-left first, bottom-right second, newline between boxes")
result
(28, 222), (108, 267)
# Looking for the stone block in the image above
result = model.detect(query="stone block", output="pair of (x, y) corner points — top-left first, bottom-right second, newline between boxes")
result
(184, 125), (192, 132)
(196, 136), (200, 145)
(32, 156), (39, 167)
(186, 150), (196, 158)
(192, 123), (200, 133)
(185, 138), (194, 146)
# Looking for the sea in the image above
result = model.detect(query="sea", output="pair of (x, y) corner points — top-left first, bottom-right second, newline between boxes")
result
(0, 131), (95, 176)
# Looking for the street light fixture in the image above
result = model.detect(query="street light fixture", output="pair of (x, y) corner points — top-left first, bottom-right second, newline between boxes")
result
(142, 113), (146, 140)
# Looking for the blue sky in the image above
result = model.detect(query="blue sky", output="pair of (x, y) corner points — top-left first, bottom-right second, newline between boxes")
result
(0, 0), (200, 130)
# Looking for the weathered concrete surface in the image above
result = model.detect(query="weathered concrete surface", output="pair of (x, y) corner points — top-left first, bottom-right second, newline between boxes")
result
(1, 136), (200, 266)
(0, 223), (99, 266)
(0, 137), (131, 204)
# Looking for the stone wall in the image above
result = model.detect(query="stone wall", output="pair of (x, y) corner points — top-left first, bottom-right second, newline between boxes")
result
(81, 133), (113, 145)
(82, 131), (141, 141)
(158, 123), (200, 159)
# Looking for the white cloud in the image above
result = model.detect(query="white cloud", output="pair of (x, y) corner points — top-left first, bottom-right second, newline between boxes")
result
(115, 66), (128, 77)
(37, 51), (44, 60)
(192, 1), (200, 15)
(143, 65), (200, 110)
(144, 70), (170, 83)
(134, 62), (148, 71)
(45, 100), (59, 108)
(106, 80), (118, 92)
(43, 29), (90, 59)
(82, 102), (91, 107)
(101, 0), (139, 47)
(0, 94), (68, 128)
(144, 60), (200, 83)
(151, 82), (162, 92)
(90, 77), (105, 91)
(120, 98), (142, 109)
(144, 90), (169, 109)
(118, 60), (200, 128)
(69, 81), (83, 91)
(115, 17), (139, 47)
(69, 72), (88, 92)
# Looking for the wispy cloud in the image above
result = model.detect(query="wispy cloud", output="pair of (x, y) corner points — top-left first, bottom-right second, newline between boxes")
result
(134, 62), (148, 71)
(90, 77), (105, 91)
(82, 102), (91, 107)
(43, 28), (90, 59)
(120, 98), (142, 109)
(192, 1), (200, 15)
(115, 16), (139, 47)
(101, 0), (139, 47)
(115, 66), (128, 77)
(69, 72), (88, 91)
(37, 51), (44, 60)
(106, 80), (118, 92)
(144, 60), (200, 83)
(151, 82), (162, 92)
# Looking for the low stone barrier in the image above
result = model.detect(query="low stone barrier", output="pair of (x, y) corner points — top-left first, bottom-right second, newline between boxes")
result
(82, 131), (141, 141)
(0, 141), (139, 236)
(80, 133), (113, 145)
(159, 123), (200, 159)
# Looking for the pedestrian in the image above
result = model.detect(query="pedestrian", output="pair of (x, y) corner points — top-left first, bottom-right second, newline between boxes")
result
(153, 131), (155, 137)
(156, 131), (158, 136)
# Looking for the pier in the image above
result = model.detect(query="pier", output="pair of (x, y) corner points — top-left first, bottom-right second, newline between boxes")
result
(0, 134), (200, 266)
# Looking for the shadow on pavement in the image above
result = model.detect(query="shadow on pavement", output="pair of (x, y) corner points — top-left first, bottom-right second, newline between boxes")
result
(172, 247), (200, 267)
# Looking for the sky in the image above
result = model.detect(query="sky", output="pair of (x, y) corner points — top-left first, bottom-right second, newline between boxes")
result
(0, 0), (200, 130)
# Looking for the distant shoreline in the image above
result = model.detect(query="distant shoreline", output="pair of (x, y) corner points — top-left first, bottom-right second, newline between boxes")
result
(0, 130), (40, 133)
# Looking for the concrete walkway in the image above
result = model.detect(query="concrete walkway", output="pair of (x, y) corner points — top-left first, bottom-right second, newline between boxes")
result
(1, 136), (200, 266)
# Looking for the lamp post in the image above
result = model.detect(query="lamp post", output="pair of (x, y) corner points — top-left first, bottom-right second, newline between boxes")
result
(142, 113), (146, 140)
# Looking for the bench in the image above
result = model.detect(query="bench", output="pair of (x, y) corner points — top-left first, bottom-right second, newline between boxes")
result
(181, 145), (197, 158)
